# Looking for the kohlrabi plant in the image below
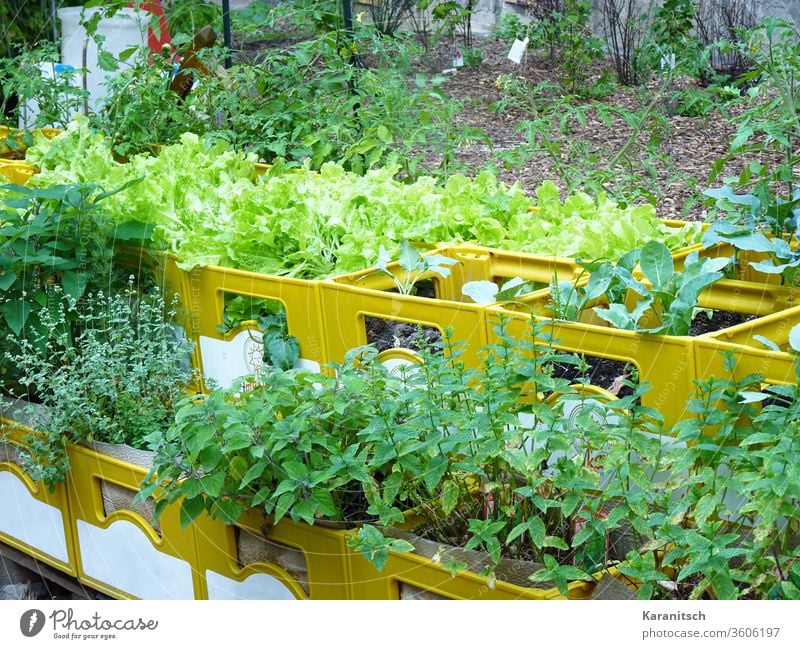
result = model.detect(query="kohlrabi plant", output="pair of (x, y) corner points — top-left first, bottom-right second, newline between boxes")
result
(592, 241), (731, 335)
(367, 240), (458, 296)
(461, 277), (538, 305)
(547, 249), (645, 322)
(701, 211), (800, 285)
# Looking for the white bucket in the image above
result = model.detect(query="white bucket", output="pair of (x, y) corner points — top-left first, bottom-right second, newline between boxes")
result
(57, 6), (147, 112)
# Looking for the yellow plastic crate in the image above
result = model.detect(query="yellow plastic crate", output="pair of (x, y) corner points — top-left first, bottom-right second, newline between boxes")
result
(347, 543), (633, 600)
(487, 278), (799, 428)
(0, 126), (61, 159)
(176, 262), (327, 389)
(320, 245), (563, 370)
(64, 443), (204, 600)
(434, 244), (584, 300)
(322, 275), (487, 370)
(193, 508), (354, 600)
(694, 304), (800, 387)
(0, 403), (78, 577)
(0, 161), (36, 185)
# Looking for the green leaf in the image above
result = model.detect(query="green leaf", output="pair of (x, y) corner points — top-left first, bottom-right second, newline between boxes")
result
(179, 495), (205, 527)
(198, 445), (223, 472)
(639, 240), (674, 289)
(389, 539), (415, 554)
(198, 472), (226, 498)
(1, 299), (32, 335)
(543, 535), (569, 550)
(441, 480), (459, 516)
(0, 271), (16, 291)
(239, 461), (268, 489)
(495, 277), (535, 301)
(730, 125), (754, 151)
(462, 280), (499, 305)
(738, 391), (769, 404)
(61, 270), (89, 301)
(118, 47), (138, 62)
(594, 303), (637, 330)
(97, 50), (119, 72)
(274, 492), (296, 523)
(708, 570), (738, 600)
(583, 264), (613, 301)
(506, 522), (529, 545)
(398, 240), (422, 272)
(113, 220), (154, 241)
(485, 536), (502, 564)
(753, 335), (780, 351)
(214, 498), (243, 525)
(185, 423), (216, 457)
(694, 493), (717, 525)
(423, 455), (448, 493)
(266, 334), (300, 370)
(376, 124), (392, 144)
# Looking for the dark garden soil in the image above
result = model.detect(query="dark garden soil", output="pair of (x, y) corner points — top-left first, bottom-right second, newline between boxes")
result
(364, 315), (443, 353)
(689, 309), (757, 336)
(552, 355), (635, 397)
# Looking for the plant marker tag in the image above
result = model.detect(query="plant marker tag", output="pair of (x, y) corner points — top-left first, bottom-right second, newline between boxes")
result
(453, 50), (464, 68)
(660, 51), (676, 70)
(507, 37), (529, 64)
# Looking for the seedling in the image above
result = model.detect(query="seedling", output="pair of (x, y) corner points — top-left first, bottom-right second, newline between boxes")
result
(368, 240), (458, 296)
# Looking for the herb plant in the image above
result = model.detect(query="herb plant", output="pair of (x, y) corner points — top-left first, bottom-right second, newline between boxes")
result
(638, 347), (800, 600)
(5, 284), (193, 487)
(0, 180), (149, 385)
(0, 42), (88, 130)
(144, 318), (664, 595)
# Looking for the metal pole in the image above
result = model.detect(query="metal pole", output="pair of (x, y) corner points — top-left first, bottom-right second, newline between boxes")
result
(222, 0), (232, 69)
(341, 0), (353, 35)
(50, 0), (58, 43)
(341, 1), (360, 68)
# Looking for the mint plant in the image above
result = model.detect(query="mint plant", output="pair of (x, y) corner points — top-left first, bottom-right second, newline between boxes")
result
(144, 316), (663, 595)
(639, 347), (800, 600)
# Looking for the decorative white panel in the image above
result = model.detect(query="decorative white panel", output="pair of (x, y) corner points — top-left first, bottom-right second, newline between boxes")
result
(199, 331), (320, 388)
(206, 570), (298, 600)
(77, 519), (194, 599)
(0, 471), (69, 563)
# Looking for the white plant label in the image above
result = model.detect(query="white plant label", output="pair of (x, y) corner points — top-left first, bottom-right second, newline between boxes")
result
(507, 37), (529, 64)
(453, 50), (464, 67)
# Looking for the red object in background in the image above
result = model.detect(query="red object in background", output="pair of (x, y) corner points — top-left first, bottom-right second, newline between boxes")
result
(132, 1), (171, 53)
